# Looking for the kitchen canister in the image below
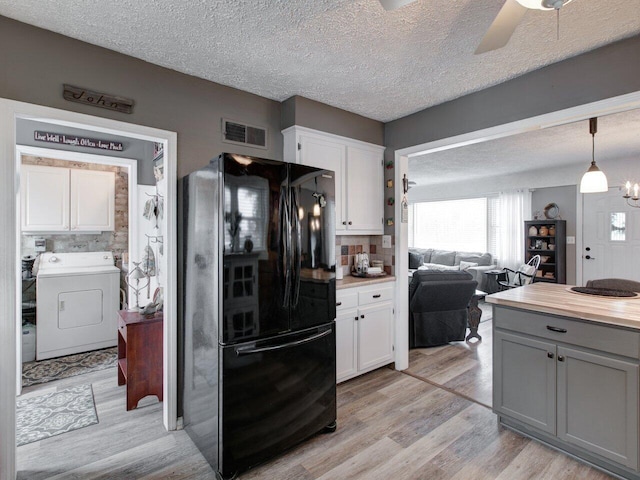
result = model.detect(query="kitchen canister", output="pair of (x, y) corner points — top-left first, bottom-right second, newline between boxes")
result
(549, 225), (556, 236)
(528, 225), (538, 236)
(539, 226), (549, 236)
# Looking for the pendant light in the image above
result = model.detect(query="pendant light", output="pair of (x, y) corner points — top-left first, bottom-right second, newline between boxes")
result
(579, 117), (608, 194)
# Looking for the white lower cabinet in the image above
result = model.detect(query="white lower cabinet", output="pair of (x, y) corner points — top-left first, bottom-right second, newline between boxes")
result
(336, 284), (394, 383)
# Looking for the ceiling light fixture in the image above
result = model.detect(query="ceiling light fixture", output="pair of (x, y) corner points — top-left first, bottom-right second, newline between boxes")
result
(515, 0), (572, 10)
(623, 181), (640, 208)
(579, 117), (608, 194)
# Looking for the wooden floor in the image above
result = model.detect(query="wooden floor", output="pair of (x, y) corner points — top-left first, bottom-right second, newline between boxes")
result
(17, 317), (614, 479)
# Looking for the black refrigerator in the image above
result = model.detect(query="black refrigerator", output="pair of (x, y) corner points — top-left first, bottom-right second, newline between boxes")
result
(181, 153), (337, 479)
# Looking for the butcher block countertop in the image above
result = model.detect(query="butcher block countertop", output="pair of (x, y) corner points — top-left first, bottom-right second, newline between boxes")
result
(337, 275), (396, 290)
(486, 282), (640, 330)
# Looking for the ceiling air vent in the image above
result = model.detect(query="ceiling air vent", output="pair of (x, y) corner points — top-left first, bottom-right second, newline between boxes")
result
(222, 119), (267, 149)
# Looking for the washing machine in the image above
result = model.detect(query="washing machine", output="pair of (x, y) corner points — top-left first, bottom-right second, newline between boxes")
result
(36, 251), (120, 360)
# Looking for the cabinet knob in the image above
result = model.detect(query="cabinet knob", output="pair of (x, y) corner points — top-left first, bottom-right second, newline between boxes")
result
(558, 355), (565, 362)
(354, 316), (358, 321)
(342, 221), (347, 225)
(348, 221), (353, 225)
(360, 314), (365, 319)
(336, 302), (342, 306)
(547, 352), (554, 359)
(372, 294), (381, 298)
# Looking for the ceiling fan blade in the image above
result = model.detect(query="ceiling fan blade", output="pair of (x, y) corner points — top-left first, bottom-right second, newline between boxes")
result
(379, 0), (418, 11)
(475, 0), (528, 54)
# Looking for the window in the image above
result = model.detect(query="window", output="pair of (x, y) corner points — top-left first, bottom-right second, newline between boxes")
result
(224, 176), (269, 251)
(611, 212), (626, 241)
(409, 197), (497, 254)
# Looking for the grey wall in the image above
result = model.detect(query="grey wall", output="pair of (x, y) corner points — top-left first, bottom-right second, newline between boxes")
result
(531, 186), (577, 285)
(385, 35), (640, 153)
(0, 16), (283, 179)
(16, 119), (156, 185)
(385, 34), (640, 235)
(281, 96), (384, 145)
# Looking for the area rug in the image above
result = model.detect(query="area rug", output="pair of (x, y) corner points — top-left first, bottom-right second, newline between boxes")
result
(22, 347), (117, 387)
(16, 384), (98, 447)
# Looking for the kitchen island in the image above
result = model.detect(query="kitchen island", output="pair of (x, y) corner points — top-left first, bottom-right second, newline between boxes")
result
(487, 283), (640, 479)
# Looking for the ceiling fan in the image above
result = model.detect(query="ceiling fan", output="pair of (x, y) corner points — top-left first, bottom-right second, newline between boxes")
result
(379, 0), (573, 55)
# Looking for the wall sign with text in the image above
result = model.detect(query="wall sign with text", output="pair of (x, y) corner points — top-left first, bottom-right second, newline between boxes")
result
(34, 131), (124, 152)
(63, 84), (134, 114)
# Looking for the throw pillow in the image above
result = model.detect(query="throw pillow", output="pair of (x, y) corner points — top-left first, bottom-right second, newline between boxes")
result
(409, 252), (424, 269)
(459, 261), (479, 271)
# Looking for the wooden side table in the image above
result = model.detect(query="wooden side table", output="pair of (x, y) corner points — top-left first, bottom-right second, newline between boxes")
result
(117, 310), (163, 411)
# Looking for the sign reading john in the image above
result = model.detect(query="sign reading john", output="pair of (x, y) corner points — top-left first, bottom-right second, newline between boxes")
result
(63, 84), (134, 114)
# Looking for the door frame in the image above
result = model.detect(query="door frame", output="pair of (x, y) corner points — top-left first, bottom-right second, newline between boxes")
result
(15, 144), (140, 393)
(0, 98), (178, 480)
(392, 91), (640, 371)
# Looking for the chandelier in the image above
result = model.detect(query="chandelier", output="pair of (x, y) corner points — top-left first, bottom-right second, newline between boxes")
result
(623, 181), (640, 208)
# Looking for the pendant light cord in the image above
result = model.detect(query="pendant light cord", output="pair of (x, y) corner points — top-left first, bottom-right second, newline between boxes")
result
(590, 117), (598, 166)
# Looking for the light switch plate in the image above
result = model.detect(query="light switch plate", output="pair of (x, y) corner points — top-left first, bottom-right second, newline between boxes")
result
(382, 235), (392, 248)
(567, 236), (575, 244)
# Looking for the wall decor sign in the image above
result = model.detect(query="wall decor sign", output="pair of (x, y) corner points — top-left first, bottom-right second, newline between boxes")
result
(34, 131), (124, 152)
(63, 84), (134, 114)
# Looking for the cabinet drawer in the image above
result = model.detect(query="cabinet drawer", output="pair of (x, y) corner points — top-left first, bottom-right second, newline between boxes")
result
(358, 286), (393, 306)
(494, 306), (640, 359)
(336, 291), (358, 311)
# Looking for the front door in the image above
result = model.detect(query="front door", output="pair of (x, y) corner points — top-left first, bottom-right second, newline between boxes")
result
(582, 187), (640, 284)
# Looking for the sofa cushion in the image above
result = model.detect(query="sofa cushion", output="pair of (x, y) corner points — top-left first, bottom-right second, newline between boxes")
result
(459, 260), (479, 271)
(409, 248), (432, 263)
(455, 252), (493, 266)
(430, 250), (456, 266)
(409, 251), (424, 269)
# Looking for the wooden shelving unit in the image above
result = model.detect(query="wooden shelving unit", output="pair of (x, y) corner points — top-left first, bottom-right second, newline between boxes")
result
(525, 220), (566, 284)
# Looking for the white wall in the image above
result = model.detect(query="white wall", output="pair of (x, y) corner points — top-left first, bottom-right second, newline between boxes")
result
(408, 156), (636, 203)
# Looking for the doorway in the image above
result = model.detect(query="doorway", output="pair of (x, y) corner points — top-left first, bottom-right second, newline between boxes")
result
(582, 187), (640, 284)
(392, 91), (640, 374)
(15, 143), (140, 378)
(0, 98), (177, 480)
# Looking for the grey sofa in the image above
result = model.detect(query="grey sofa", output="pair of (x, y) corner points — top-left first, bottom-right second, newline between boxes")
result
(409, 247), (497, 292)
(409, 270), (478, 347)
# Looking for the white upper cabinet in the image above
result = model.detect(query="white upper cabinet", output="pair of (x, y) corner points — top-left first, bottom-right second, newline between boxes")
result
(283, 126), (384, 235)
(345, 145), (384, 233)
(70, 169), (115, 231)
(21, 164), (115, 232)
(21, 164), (70, 232)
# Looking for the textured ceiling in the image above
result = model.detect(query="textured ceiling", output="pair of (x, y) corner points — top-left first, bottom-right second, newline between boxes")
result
(0, 0), (639, 122)
(409, 108), (640, 186)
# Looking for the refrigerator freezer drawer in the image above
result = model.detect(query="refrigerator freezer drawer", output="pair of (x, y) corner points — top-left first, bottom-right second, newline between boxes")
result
(220, 324), (336, 478)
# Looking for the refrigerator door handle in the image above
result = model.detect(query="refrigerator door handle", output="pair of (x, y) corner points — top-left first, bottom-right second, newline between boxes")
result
(234, 328), (332, 356)
(280, 185), (291, 307)
(291, 187), (302, 307)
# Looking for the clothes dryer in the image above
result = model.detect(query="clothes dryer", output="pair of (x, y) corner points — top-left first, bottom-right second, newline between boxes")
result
(36, 251), (120, 360)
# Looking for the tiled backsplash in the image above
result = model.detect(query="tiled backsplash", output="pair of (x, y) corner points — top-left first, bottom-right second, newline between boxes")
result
(336, 235), (395, 276)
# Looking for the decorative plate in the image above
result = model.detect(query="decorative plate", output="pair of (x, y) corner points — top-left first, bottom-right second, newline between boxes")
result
(544, 203), (560, 219)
